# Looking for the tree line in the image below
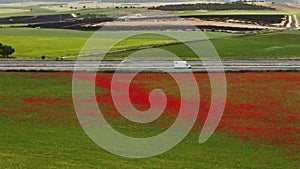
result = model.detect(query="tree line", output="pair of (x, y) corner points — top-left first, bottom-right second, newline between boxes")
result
(149, 1), (275, 11)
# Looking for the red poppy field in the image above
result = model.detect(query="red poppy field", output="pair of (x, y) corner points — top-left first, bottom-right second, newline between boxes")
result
(0, 72), (299, 168)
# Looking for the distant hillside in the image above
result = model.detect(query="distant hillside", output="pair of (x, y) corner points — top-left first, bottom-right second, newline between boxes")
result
(0, 0), (211, 4)
(266, 0), (299, 2)
(0, 0), (65, 3)
(0, 0), (299, 4)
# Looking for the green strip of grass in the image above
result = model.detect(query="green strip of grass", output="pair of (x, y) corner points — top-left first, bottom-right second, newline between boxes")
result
(0, 23), (28, 28)
(0, 28), (94, 38)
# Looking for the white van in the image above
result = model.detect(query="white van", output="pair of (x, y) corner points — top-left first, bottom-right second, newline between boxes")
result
(174, 61), (191, 69)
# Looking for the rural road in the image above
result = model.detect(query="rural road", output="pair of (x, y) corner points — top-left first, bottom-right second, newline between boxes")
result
(0, 60), (299, 72)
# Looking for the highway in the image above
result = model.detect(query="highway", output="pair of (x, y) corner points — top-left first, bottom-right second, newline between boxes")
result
(0, 60), (299, 72)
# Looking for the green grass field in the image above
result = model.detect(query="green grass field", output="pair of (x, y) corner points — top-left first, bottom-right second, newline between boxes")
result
(0, 5), (116, 18)
(0, 28), (239, 59)
(0, 1), (71, 17)
(100, 30), (300, 60)
(1, 28), (300, 60)
(0, 28), (182, 59)
(0, 28), (92, 58)
(163, 31), (300, 60)
(0, 72), (299, 168)
(0, 8), (30, 15)
(211, 31), (300, 59)
(0, 6), (58, 18)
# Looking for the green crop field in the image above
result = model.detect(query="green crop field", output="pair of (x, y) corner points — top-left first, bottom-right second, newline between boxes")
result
(0, 5), (116, 18)
(0, 6), (57, 18)
(211, 31), (300, 59)
(0, 8), (30, 15)
(0, 28), (92, 58)
(0, 28), (239, 59)
(157, 30), (300, 60)
(0, 72), (298, 168)
(0, 28), (300, 60)
(0, 28), (181, 59)
(98, 30), (300, 60)
(0, 1), (68, 17)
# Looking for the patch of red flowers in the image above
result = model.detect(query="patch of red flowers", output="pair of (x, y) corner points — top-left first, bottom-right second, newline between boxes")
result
(6, 72), (299, 148)
(75, 72), (300, 147)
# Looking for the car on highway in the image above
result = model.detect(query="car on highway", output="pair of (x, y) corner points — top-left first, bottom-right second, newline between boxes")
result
(121, 60), (132, 64)
(174, 61), (191, 69)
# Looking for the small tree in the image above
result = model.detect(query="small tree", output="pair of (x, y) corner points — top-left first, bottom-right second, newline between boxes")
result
(0, 43), (3, 56)
(0, 45), (15, 58)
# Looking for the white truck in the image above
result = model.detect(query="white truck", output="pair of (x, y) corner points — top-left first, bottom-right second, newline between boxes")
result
(174, 61), (191, 69)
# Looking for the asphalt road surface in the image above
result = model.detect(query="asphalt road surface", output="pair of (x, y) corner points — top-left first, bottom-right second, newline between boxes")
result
(0, 60), (299, 72)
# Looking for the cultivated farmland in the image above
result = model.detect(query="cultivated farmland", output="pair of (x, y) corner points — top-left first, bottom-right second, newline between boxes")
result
(0, 28), (237, 59)
(0, 28), (180, 59)
(0, 72), (298, 168)
(102, 30), (300, 60)
(1, 28), (300, 60)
